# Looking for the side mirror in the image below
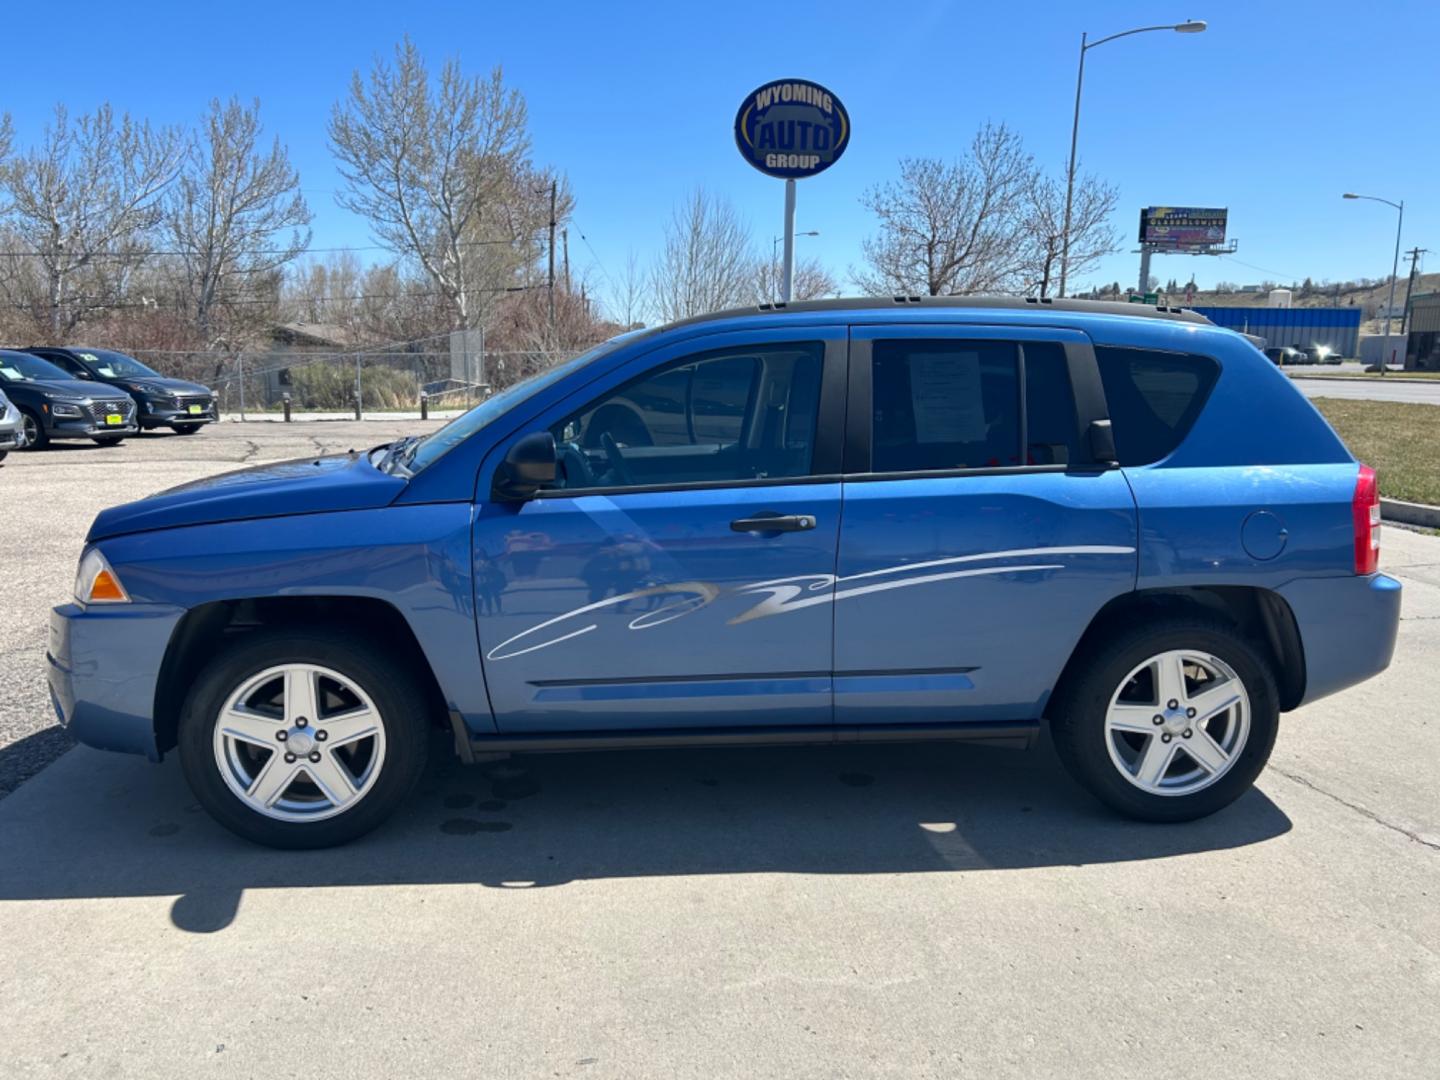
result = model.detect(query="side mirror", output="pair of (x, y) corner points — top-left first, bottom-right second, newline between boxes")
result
(491, 431), (556, 502)
(1087, 419), (1117, 464)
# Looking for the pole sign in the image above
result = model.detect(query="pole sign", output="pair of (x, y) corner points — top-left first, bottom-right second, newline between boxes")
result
(1138, 206), (1228, 250)
(734, 79), (850, 180)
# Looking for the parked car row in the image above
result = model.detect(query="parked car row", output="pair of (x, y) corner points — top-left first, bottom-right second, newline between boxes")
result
(1263, 344), (1343, 366)
(0, 347), (216, 453)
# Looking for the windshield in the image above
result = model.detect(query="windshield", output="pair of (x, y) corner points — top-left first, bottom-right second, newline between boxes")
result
(75, 348), (161, 379)
(0, 351), (72, 383)
(401, 335), (642, 475)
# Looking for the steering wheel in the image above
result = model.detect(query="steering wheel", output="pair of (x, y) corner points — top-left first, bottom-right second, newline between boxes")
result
(601, 432), (634, 487)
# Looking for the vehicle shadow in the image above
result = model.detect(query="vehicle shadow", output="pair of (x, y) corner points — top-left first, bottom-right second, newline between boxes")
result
(0, 734), (1291, 934)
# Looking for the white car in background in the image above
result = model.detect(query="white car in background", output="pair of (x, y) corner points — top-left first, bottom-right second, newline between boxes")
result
(0, 387), (24, 461)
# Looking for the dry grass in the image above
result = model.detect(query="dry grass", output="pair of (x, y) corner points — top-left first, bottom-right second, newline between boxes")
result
(1313, 399), (1440, 506)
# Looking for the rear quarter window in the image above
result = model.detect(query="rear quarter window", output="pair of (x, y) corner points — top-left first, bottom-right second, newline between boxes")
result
(1094, 346), (1219, 465)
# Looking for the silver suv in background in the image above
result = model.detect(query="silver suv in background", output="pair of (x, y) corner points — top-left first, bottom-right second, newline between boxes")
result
(0, 387), (22, 461)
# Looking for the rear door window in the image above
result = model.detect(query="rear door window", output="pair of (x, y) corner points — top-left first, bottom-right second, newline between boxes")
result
(1094, 346), (1219, 465)
(866, 338), (1082, 472)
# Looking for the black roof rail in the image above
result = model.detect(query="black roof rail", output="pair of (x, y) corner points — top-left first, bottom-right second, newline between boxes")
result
(662, 294), (1213, 331)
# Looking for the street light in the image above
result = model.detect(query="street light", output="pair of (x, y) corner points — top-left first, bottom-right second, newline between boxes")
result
(773, 231), (819, 300)
(1058, 19), (1207, 298)
(1344, 193), (1405, 374)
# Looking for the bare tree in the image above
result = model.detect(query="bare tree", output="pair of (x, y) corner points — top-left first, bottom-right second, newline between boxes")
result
(328, 37), (543, 330)
(0, 113), (12, 213)
(752, 254), (838, 303)
(1019, 170), (1118, 297)
(649, 188), (754, 322)
(0, 104), (184, 334)
(855, 123), (1037, 296)
(165, 98), (312, 346)
(611, 249), (648, 328)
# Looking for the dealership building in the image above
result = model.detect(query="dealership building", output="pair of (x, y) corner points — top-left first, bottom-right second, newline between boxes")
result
(1188, 306), (1362, 357)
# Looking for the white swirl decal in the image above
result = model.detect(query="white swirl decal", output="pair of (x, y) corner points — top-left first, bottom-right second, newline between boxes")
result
(484, 545), (1134, 660)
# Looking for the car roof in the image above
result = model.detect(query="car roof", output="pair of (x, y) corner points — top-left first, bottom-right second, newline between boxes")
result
(660, 295), (1211, 333)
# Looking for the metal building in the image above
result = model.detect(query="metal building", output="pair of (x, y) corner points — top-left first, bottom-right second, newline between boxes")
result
(1406, 292), (1440, 371)
(1188, 306), (1362, 357)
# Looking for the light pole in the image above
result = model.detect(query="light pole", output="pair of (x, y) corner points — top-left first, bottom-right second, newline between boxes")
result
(773, 231), (819, 301)
(1059, 18), (1207, 299)
(1344, 193), (1404, 374)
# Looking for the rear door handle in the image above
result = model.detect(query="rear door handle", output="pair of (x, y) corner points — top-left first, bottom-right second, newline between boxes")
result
(730, 514), (816, 533)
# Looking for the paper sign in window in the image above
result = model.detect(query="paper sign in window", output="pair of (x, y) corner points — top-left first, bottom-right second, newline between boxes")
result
(909, 352), (985, 443)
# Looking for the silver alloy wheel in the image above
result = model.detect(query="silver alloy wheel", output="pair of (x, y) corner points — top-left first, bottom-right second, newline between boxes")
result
(20, 414), (38, 447)
(212, 663), (387, 823)
(1104, 649), (1250, 797)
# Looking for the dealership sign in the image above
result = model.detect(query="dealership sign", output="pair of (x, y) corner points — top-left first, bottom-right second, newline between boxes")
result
(1139, 206), (1228, 249)
(734, 79), (850, 180)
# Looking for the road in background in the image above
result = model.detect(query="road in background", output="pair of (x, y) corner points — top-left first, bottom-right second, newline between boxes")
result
(1293, 377), (1440, 406)
(1, 424), (1438, 1078)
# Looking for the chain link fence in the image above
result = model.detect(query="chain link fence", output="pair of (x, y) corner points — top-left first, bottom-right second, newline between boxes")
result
(127, 337), (597, 419)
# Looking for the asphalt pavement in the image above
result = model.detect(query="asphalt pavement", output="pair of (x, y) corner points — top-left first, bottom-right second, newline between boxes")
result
(1292, 374), (1440, 406)
(1, 422), (1438, 1078)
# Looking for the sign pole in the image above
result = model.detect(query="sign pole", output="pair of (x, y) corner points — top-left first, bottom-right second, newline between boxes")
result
(781, 179), (797, 303)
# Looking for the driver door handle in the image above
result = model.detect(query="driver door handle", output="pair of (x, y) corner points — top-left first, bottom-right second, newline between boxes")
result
(730, 514), (815, 534)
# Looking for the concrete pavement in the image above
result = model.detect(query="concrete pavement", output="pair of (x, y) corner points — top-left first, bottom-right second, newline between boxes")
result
(1, 424), (1438, 1077)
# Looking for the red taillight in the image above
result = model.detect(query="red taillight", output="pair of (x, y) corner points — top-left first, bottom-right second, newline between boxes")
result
(1352, 464), (1380, 574)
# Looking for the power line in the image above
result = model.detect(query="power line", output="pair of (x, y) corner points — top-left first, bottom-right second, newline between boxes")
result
(0, 283), (544, 312)
(0, 234), (544, 260)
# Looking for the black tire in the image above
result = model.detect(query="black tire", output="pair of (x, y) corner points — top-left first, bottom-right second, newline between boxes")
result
(92, 436), (125, 446)
(19, 410), (47, 450)
(0, 450), (7, 463)
(171, 424), (202, 435)
(178, 627), (431, 848)
(1051, 615), (1279, 822)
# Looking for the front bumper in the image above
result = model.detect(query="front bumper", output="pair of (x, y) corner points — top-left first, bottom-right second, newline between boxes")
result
(1280, 572), (1402, 706)
(47, 601), (186, 761)
(138, 399), (217, 427)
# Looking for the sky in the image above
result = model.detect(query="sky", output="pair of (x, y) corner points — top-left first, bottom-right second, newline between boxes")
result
(4, 0), (1436, 316)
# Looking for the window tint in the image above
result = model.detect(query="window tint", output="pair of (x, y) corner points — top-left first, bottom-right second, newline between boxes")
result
(1094, 346), (1219, 465)
(1022, 341), (1081, 466)
(871, 340), (1020, 472)
(550, 343), (823, 490)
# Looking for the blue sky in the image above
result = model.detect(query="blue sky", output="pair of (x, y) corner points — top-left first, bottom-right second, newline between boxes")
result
(5, 0), (1435, 313)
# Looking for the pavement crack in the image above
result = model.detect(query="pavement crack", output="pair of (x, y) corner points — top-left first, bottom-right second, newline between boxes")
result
(239, 440), (261, 463)
(1271, 766), (1440, 852)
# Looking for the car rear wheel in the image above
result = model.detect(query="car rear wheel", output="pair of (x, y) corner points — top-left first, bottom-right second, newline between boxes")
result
(171, 424), (203, 435)
(19, 411), (47, 450)
(1051, 616), (1279, 822)
(179, 628), (430, 848)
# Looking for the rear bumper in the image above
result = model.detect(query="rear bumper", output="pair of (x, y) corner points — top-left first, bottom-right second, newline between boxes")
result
(1280, 572), (1402, 707)
(47, 602), (186, 761)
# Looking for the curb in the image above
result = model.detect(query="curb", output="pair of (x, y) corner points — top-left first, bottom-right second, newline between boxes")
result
(1382, 499), (1440, 529)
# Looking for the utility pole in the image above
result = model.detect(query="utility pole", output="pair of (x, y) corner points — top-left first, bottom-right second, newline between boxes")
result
(547, 179), (557, 336)
(562, 228), (571, 293)
(1400, 247), (1428, 335)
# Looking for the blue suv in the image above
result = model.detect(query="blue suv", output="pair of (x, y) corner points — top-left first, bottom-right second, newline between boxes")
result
(47, 298), (1401, 848)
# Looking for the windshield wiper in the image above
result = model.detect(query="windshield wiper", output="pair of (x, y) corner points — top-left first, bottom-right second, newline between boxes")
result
(376, 435), (422, 475)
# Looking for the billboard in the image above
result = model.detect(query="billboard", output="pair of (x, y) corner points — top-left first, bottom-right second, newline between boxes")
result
(1139, 206), (1228, 249)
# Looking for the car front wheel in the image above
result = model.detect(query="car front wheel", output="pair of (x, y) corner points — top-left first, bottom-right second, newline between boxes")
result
(1051, 615), (1279, 822)
(19, 411), (47, 450)
(179, 629), (430, 848)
